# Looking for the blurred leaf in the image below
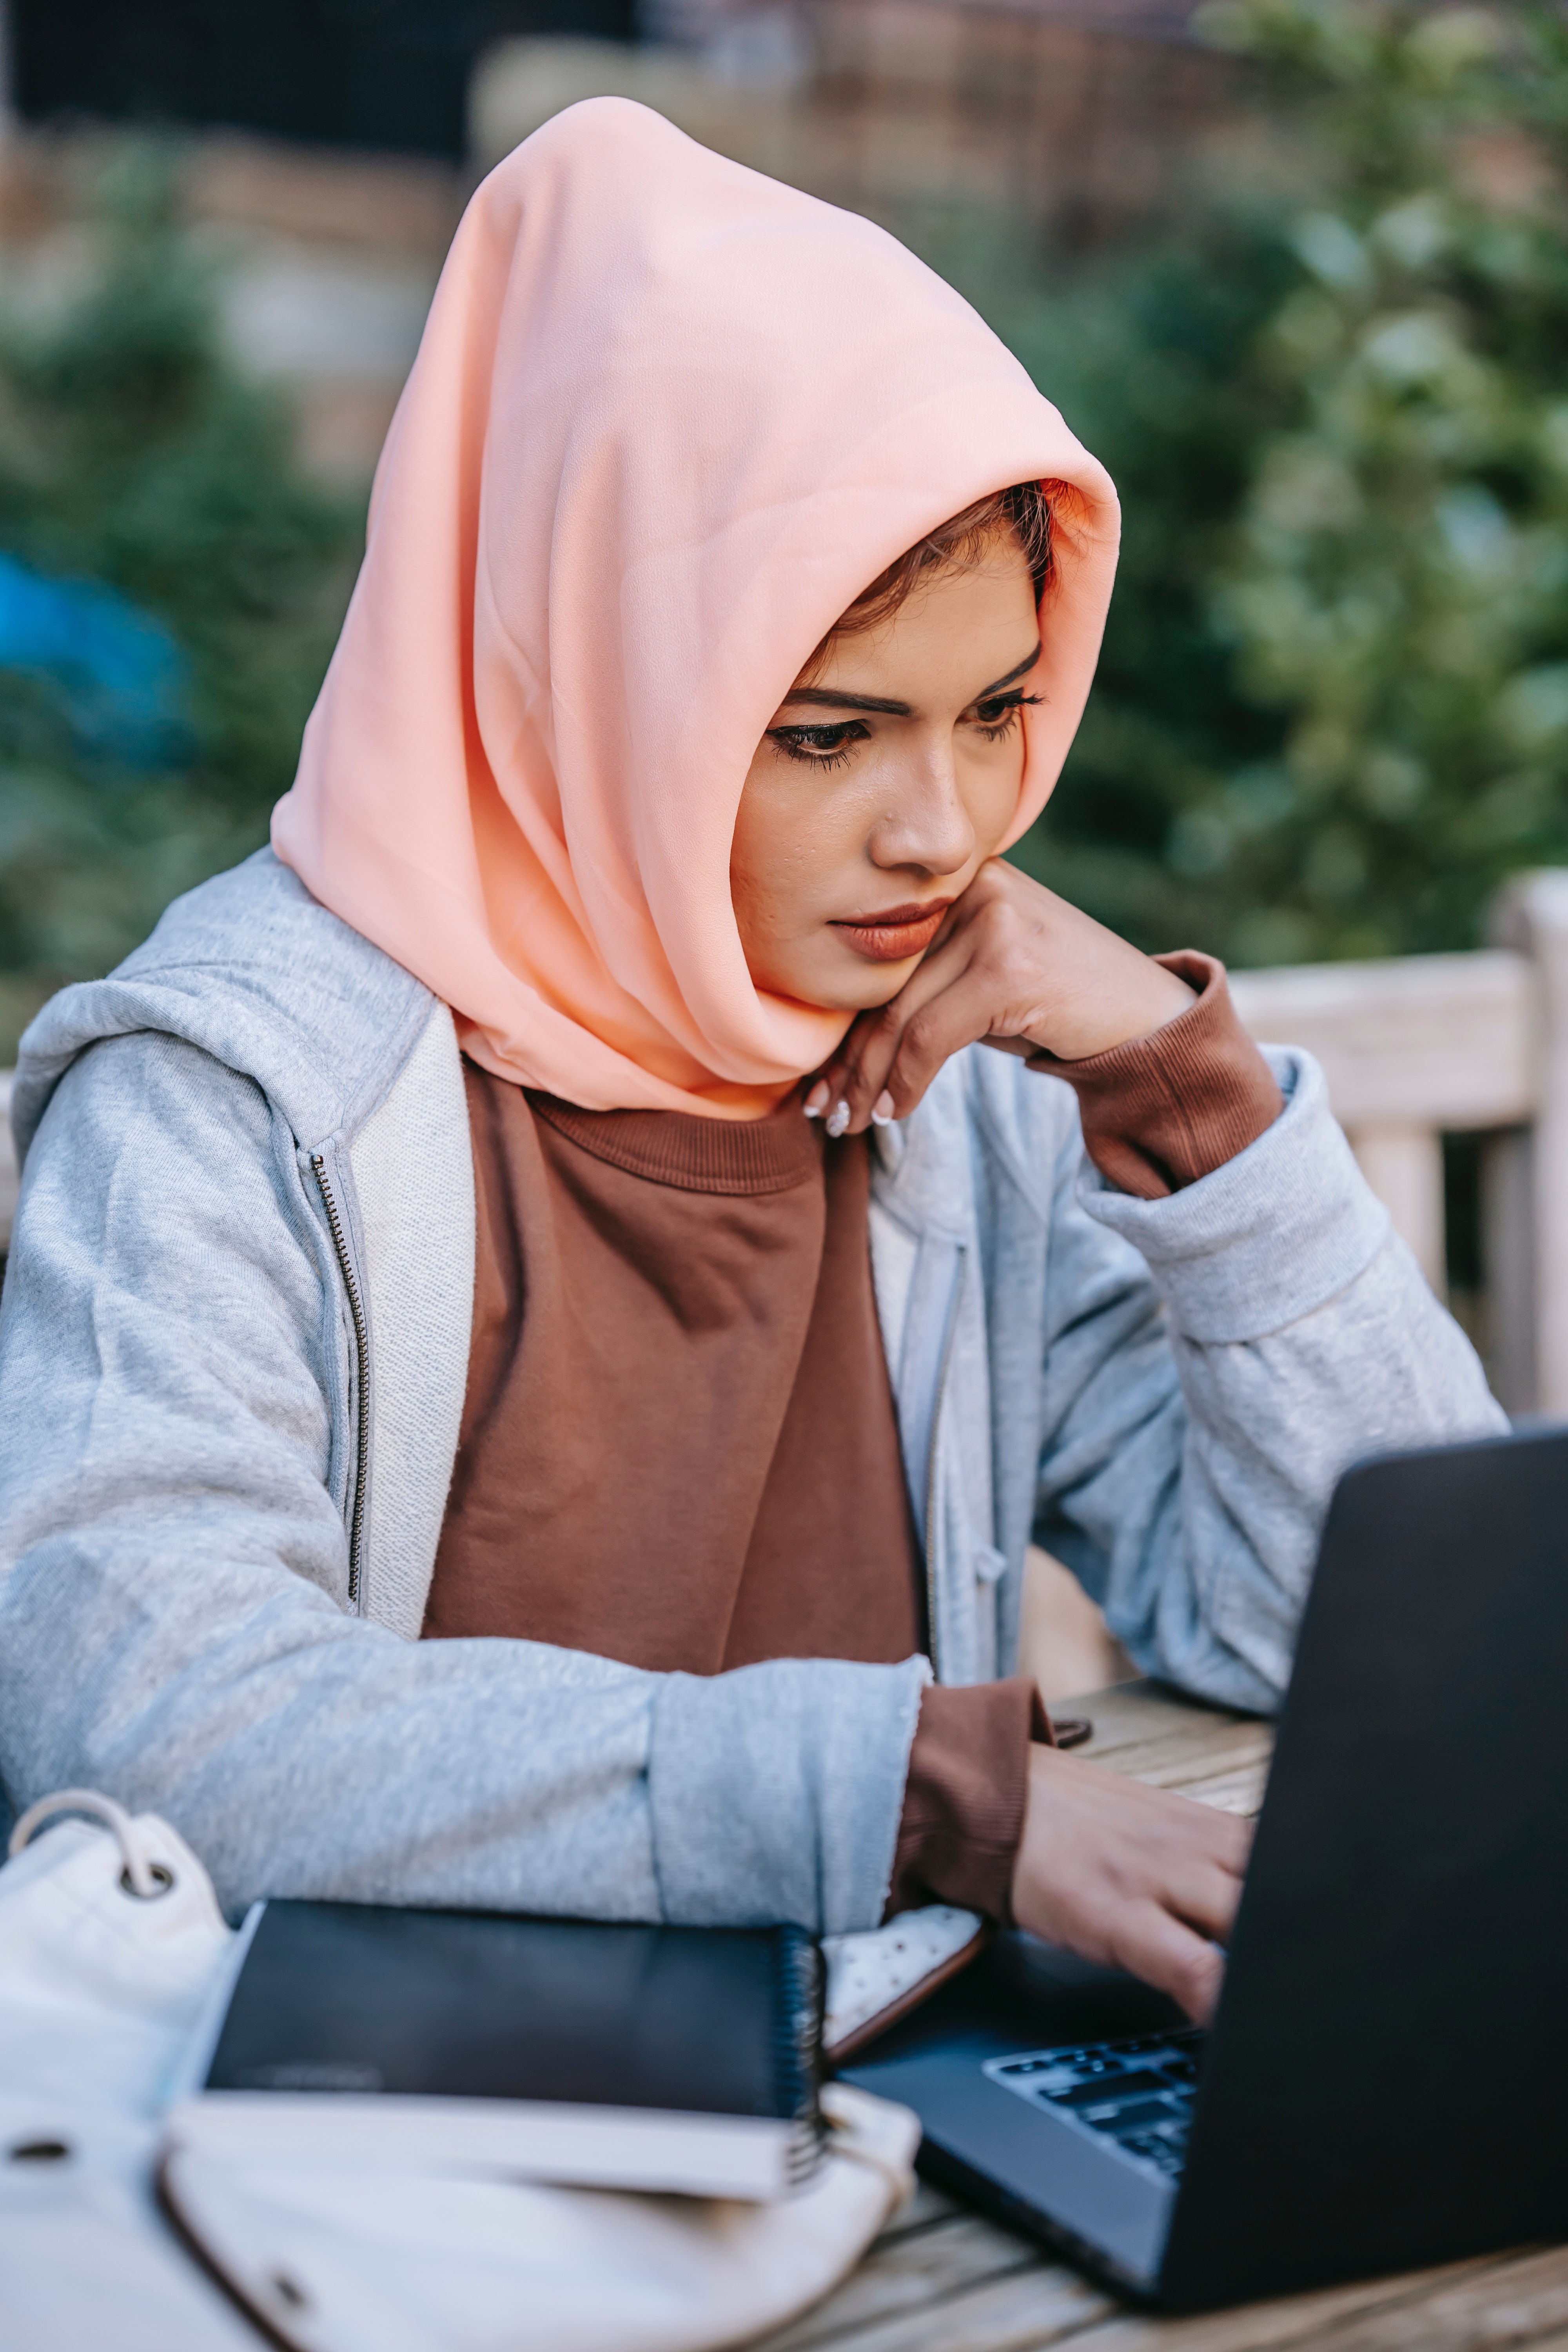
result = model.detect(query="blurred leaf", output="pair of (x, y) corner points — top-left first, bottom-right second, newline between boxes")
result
(932, 0), (1568, 965)
(0, 138), (363, 1053)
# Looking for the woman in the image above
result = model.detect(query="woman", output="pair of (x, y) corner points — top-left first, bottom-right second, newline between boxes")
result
(0, 100), (1501, 2025)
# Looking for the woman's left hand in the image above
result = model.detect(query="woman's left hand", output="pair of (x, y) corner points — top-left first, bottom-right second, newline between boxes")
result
(807, 860), (1196, 1134)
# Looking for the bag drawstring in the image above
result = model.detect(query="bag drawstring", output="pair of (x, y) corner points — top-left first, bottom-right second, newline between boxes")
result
(8, 1789), (176, 1900)
(818, 2087), (917, 2209)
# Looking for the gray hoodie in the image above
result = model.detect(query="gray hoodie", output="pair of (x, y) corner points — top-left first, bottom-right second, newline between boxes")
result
(0, 851), (1504, 1924)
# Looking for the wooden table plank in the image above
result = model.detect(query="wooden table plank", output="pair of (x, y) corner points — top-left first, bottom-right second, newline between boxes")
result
(1048, 1681), (1252, 1762)
(768, 2246), (1113, 2352)
(1297, 2245), (1568, 2349)
(762, 2212), (1052, 2352)
(1066, 2256), (1509, 2351)
(1054, 1683), (1274, 1817)
(787, 1681), (1568, 2352)
(879, 2182), (964, 2239)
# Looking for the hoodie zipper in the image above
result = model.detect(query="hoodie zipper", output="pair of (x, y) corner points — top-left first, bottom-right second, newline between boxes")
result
(920, 1270), (963, 1683)
(310, 1151), (367, 1610)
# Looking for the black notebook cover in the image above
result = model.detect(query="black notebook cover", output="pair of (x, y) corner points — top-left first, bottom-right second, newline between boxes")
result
(203, 1902), (823, 2130)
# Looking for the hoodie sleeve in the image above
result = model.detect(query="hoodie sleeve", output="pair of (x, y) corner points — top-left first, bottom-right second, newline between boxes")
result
(0, 1030), (925, 1930)
(1029, 1045), (1508, 1712)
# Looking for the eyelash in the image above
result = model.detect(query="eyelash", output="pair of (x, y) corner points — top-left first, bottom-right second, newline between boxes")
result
(768, 722), (869, 770)
(766, 693), (1041, 768)
(971, 691), (1042, 741)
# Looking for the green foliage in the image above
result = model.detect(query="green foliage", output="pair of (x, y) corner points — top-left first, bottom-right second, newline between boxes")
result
(998, 0), (1568, 965)
(956, 212), (1301, 957)
(0, 144), (362, 1054)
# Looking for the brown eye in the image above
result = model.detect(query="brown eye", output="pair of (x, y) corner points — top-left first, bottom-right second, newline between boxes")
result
(969, 690), (1040, 740)
(767, 720), (869, 769)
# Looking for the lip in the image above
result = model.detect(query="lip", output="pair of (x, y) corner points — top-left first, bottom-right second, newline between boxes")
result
(829, 898), (954, 964)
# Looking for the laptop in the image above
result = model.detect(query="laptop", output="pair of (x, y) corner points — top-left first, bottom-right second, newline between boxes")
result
(842, 1423), (1568, 2311)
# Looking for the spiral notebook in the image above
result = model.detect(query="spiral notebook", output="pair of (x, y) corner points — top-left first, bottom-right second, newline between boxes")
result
(166, 1900), (824, 2201)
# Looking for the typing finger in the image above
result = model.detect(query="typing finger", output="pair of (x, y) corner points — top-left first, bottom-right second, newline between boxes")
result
(1107, 1902), (1228, 2027)
(1161, 1852), (1248, 1949)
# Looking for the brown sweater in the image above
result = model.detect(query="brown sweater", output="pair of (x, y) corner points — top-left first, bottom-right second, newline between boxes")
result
(424, 951), (1281, 1920)
(424, 1082), (921, 1670)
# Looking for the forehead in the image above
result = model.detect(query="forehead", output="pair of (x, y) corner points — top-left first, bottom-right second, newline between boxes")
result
(802, 549), (1039, 693)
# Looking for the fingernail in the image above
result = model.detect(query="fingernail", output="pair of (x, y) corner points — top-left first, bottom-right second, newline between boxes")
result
(804, 1080), (829, 1118)
(871, 1091), (895, 1127)
(826, 1099), (851, 1138)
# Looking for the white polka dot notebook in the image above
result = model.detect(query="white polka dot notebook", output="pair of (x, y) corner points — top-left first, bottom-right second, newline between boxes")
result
(821, 1906), (987, 2064)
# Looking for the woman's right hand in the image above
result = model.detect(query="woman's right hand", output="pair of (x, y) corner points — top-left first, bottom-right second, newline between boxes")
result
(1010, 1746), (1252, 2024)
(805, 857), (1196, 1136)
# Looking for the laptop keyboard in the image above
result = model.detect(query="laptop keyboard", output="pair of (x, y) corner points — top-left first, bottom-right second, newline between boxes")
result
(983, 2029), (1206, 2184)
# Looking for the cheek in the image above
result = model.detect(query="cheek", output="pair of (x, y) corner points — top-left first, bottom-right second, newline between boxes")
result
(731, 763), (873, 938)
(731, 774), (834, 983)
(961, 735), (1029, 854)
(731, 757), (784, 938)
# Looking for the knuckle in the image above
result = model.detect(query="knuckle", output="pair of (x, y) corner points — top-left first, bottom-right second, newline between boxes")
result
(902, 1010), (937, 1060)
(1180, 1948), (1222, 2017)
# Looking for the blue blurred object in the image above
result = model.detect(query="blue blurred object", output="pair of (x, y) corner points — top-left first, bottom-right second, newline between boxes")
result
(0, 551), (188, 764)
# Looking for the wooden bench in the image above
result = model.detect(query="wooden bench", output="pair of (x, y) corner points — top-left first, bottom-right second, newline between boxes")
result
(1229, 870), (1568, 1417)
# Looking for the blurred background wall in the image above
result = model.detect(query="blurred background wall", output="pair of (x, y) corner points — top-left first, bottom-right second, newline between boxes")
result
(9, 0), (637, 162)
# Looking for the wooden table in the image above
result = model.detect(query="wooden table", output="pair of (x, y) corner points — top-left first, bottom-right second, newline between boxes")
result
(764, 1679), (1568, 2352)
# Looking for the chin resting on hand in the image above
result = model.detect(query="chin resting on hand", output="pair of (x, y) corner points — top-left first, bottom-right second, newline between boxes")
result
(808, 860), (1197, 1137)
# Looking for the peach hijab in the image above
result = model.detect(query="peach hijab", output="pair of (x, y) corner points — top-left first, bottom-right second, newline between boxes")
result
(272, 99), (1120, 1118)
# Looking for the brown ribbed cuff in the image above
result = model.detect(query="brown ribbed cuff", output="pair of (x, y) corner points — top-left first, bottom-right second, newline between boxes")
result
(885, 1676), (1053, 1924)
(1033, 950), (1283, 1201)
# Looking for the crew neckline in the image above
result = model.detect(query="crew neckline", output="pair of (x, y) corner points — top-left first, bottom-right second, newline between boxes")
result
(527, 1087), (826, 1195)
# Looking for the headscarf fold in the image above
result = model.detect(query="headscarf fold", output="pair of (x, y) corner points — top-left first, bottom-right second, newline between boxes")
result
(272, 98), (1120, 1116)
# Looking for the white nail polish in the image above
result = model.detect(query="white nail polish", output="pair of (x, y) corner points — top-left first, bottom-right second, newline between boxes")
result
(826, 1099), (851, 1138)
(871, 1103), (894, 1128)
(803, 1102), (822, 1118)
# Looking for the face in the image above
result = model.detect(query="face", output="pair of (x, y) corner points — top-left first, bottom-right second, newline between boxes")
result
(731, 534), (1041, 1010)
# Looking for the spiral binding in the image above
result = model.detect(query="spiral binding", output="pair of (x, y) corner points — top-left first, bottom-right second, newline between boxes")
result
(771, 1924), (828, 2188)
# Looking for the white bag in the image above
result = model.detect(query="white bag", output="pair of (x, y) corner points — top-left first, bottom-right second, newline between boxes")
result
(158, 2082), (915, 2352)
(0, 1791), (260, 2352)
(0, 1792), (921, 2352)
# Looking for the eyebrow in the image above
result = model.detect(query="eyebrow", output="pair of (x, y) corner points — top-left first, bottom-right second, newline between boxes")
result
(776, 642), (1042, 721)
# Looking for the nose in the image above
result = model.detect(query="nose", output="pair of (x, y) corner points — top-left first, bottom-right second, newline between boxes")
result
(866, 732), (977, 879)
